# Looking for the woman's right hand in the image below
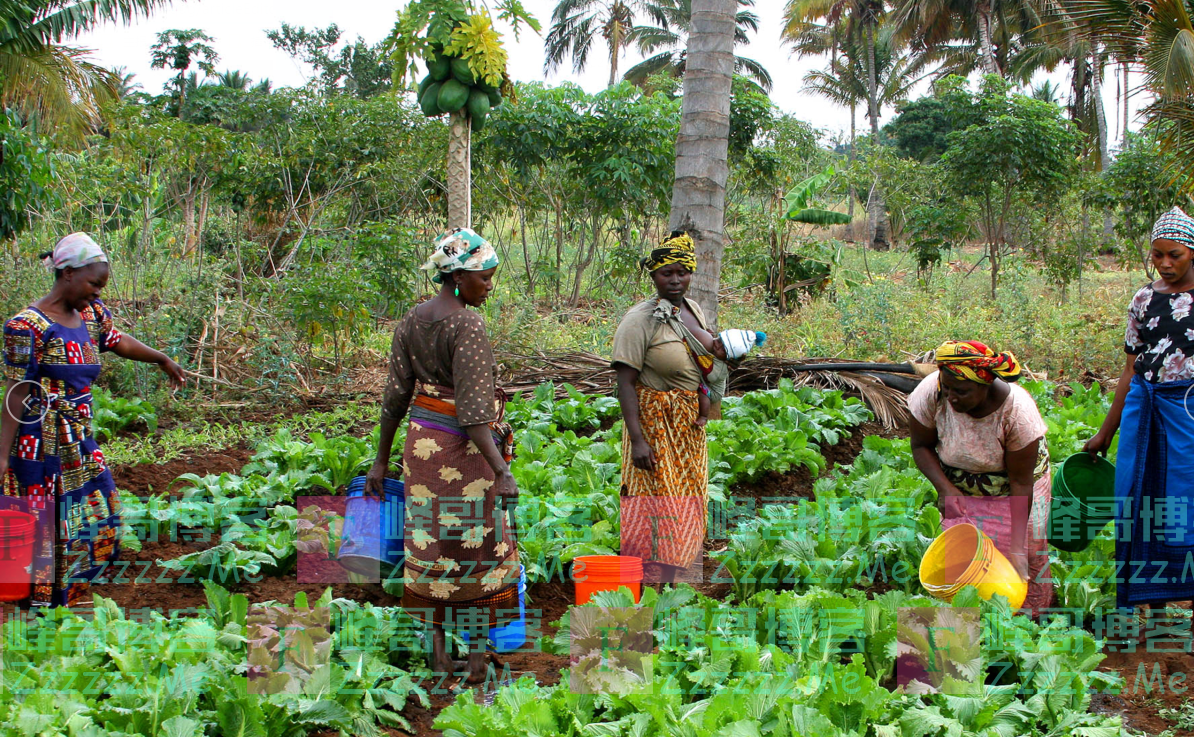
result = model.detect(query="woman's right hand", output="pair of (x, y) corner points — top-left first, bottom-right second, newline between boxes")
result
(630, 438), (657, 471)
(1083, 430), (1114, 457)
(364, 459), (391, 498)
(938, 492), (965, 519)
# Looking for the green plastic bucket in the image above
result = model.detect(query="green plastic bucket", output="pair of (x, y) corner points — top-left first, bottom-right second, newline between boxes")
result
(1048, 453), (1116, 552)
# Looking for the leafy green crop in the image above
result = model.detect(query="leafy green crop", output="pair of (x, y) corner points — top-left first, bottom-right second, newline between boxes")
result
(437, 581), (1130, 737)
(506, 381), (622, 432)
(0, 585), (428, 736)
(92, 387), (159, 441)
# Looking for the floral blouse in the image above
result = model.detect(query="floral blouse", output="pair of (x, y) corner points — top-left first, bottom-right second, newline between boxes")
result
(1125, 285), (1194, 383)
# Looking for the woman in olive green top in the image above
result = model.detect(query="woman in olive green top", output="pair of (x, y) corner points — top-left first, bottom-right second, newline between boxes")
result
(610, 232), (710, 584)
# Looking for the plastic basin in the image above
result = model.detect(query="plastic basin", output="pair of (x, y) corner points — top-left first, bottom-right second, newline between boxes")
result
(0, 510), (35, 601)
(1048, 453), (1116, 552)
(572, 555), (643, 605)
(462, 564), (527, 652)
(919, 523), (1027, 610)
(338, 477), (404, 576)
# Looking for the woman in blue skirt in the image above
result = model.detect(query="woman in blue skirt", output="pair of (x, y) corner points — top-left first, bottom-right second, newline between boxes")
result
(0, 234), (184, 608)
(1086, 206), (1194, 615)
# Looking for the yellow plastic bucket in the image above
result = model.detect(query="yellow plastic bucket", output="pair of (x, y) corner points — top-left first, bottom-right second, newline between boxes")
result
(919, 523), (1027, 611)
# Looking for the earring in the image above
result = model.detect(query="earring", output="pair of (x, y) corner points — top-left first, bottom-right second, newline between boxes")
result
(454, 286), (460, 297)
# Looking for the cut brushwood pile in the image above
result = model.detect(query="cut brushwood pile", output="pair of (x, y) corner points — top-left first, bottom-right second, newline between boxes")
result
(497, 351), (924, 430)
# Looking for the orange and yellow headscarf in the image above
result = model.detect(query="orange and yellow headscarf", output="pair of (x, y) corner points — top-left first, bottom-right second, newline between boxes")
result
(934, 340), (1021, 385)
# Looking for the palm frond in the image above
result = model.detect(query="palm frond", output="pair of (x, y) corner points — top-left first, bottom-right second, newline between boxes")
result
(735, 55), (773, 92)
(1, 0), (173, 54)
(1143, 0), (1194, 99)
(0, 43), (117, 141)
(622, 50), (680, 84)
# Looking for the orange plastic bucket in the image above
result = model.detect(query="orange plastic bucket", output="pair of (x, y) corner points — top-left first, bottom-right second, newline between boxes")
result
(0, 510), (36, 601)
(572, 555), (643, 605)
(919, 523), (1027, 611)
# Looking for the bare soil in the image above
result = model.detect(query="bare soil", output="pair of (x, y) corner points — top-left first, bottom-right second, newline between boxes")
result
(1092, 605), (1194, 737)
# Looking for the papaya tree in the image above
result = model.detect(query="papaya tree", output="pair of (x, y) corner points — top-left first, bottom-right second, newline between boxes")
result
(386, 0), (538, 229)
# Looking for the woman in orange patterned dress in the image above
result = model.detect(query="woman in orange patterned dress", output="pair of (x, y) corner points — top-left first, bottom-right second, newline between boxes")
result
(610, 232), (710, 585)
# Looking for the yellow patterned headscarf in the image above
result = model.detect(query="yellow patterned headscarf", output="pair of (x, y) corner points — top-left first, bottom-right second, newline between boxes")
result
(641, 231), (697, 273)
(935, 340), (1022, 384)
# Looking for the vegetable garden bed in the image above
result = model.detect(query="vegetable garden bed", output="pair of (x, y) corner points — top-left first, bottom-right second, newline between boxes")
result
(4, 380), (1186, 736)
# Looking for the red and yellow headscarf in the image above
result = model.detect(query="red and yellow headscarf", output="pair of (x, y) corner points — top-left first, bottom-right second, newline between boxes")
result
(934, 340), (1021, 384)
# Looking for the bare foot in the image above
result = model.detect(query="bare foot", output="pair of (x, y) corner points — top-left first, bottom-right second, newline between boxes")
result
(463, 650), (488, 685)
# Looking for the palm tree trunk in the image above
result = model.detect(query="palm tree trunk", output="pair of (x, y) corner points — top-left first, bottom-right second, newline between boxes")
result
(848, 102), (856, 242)
(1122, 62), (1130, 147)
(447, 112), (471, 229)
(669, 0), (735, 327)
(609, 36), (620, 87)
(865, 23), (890, 251)
(1093, 47), (1107, 171)
(977, 3), (1000, 77)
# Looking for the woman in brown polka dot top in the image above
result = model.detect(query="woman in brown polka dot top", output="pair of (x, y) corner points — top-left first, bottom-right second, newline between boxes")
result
(365, 228), (520, 686)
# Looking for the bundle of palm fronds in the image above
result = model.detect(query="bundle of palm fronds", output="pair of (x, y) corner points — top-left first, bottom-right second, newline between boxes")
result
(498, 351), (613, 397)
(497, 351), (919, 430)
(729, 357), (917, 429)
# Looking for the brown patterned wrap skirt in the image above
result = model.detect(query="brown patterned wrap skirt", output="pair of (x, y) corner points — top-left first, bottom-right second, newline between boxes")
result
(620, 385), (708, 570)
(400, 382), (520, 628)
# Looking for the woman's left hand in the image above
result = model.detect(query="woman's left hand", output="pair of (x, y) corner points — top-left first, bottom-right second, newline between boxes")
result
(158, 356), (186, 388)
(494, 468), (519, 501)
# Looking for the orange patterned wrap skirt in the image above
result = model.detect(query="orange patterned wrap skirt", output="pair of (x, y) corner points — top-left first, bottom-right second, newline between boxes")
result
(619, 385), (708, 570)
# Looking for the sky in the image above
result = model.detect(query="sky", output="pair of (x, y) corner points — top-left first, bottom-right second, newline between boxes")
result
(75, 0), (1151, 146)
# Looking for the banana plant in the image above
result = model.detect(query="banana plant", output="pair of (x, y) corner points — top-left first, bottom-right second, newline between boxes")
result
(783, 164), (853, 226)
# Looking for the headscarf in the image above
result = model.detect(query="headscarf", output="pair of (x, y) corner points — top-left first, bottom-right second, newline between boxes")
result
(934, 340), (1022, 385)
(43, 233), (107, 272)
(1151, 206), (1194, 248)
(419, 227), (499, 283)
(640, 231), (697, 273)
(719, 329), (766, 360)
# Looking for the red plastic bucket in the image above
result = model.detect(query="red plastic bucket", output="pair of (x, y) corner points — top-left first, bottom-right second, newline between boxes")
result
(572, 555), (643, 605)
(0, 510), (36, 601)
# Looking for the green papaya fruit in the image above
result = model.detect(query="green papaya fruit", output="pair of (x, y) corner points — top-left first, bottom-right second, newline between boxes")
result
(417, 74), (434, 98)
(467, 88), (490, 130)
(485, 87), (502, 107)
(436, 79), (469, 113)
(451, 57), (475, 85)
(428, 54), (450, 82)
(420, 83), (443, 116)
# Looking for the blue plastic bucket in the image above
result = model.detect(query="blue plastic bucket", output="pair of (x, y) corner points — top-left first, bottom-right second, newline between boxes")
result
(338, 477), (404, 576)
(462, 565), (527, 652)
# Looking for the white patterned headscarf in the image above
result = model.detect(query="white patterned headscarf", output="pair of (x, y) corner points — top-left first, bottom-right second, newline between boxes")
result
(420, 227), (499, 283)
(43, 232), (107, 272)
(1151, 206), (1194, 249)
